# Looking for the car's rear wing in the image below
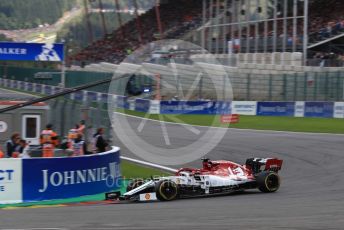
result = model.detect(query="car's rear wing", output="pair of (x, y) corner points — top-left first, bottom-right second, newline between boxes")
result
(245, 158), (283, 174)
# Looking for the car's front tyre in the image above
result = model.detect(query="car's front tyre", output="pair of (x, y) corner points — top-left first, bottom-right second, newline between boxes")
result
(155, 180), (178, 201)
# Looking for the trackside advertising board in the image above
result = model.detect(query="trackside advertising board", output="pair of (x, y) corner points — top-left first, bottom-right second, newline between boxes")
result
(160, 101), (231, 114)
(0, 148), (120, 204)
(0, 159), (22, 204)
(0, 42), (64, 62)
(257, 102), (295, 116)
(135, 99), (150, 112)
(304, 102), (334, 118)
(334, 102), (344, 118)
(231, 101), (257, 115)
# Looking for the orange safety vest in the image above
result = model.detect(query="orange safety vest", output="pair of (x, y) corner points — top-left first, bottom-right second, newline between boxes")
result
(68, 129), (78, 140)
(42, 143), (54, 158)
(0, 150), (4, 158)
(40, 129), (58, 146)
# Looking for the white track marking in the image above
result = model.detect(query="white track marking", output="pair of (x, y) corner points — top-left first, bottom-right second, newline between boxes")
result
(137, 112), (151, 133)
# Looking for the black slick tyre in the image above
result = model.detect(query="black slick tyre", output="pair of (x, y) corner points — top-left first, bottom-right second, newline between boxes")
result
(155, 180), (178, 201)
(256, 171), (280, 193)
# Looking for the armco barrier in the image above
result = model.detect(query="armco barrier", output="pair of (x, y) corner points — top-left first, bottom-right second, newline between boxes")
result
(0, 147), (121, 204)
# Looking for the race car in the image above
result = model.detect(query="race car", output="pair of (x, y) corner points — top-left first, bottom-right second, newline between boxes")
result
(106, 157), (283, 202)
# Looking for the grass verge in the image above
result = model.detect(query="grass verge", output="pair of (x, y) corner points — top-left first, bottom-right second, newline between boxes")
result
(120, 110), (344, 134)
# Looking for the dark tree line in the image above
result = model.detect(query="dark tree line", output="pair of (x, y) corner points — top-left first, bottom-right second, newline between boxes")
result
(0, 0), (77, 30)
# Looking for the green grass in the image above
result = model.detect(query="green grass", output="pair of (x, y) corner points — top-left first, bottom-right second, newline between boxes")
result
(120, 110), (344, 134)
(121, 160), (171, 179)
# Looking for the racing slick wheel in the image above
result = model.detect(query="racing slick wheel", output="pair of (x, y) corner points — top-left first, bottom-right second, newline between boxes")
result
(256, 171), (281, 193)
(155, 180), (178, 201)
(126, 179), (145, 192)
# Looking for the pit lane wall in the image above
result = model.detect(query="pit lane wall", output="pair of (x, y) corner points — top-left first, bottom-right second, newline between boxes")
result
(0, 147), (121, 204)
(1, 79), (344, 118)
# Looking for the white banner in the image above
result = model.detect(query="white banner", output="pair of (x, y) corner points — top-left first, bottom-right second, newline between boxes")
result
(231, 101), (257, 115)
(294, 101), (305, 117)
(0, 159), (23, 204)
(334, 102), (344, 118)
(228, 41), (233, 54)
(149, 100), (161, 114)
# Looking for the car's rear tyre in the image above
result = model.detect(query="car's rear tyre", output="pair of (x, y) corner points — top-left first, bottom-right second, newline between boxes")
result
(155, 180), (178, 201)
(126, 179), (145, 192)
(256, 171), (280, 193)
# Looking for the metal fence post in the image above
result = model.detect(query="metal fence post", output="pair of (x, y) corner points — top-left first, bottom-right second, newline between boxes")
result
(269, 75), (272, 101)
(336, 71), (340, 101)
(293, 73), (297, 101)
(303, 72), (307, 101)
(246, 74), (251, 100)
(283, 74), (287, 101)
(313, 72), (318, 101)
(325, 71), (329, 101)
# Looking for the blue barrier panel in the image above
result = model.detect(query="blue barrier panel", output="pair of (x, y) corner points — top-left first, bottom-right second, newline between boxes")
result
(0, 42), (64, 62)
(19, 81), (25, 90)
(22, 148), (121, 202)
(117, 96), (129, 109)
(304, 102), (334, 118)
(35, 84), (42, 93)
(13, 81), (18, 89)
(101, 94), (108, 103)
(135, 99), (150, 112)
(257, 102), (295, 116)
(160, 101), (231, 114)
(44, 85), (52, 95)
(87, 91), (98, 102)
(74, 91), (84, 101)
(27, 83), (33, 92)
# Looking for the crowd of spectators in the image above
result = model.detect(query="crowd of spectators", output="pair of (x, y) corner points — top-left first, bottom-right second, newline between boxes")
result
(69, 0), (344, 65)
(69, 0), (202, 66)
(309, 52), (344, 67)
(308, 0), (344, 43)
(1, 121), (109, 159)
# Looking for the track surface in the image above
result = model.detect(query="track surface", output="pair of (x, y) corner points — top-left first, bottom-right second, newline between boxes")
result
(0, 88), (37, 100)
(1, 111), (344, 229)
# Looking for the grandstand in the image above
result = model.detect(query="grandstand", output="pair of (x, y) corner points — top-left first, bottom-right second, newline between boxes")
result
(69, 0), (344, 68)
(62, 0), (344, 102)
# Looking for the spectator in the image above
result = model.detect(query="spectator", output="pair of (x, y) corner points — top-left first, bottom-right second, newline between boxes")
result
(67, 124), (79, 148)
(71, 133), (87, 156)
(18, 140), (30, 159)
(93, 128), (108, 153)
(0, 147), (4, 158)
(77, 120), (86, 135)
(6, 133), (20, 158)
(40, 124), (59, 158)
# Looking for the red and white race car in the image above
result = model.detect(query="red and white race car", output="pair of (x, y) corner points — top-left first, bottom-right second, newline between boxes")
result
(106, 158), (283, 202)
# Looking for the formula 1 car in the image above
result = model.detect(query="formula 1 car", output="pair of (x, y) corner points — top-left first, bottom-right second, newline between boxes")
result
(106, 158), (283, 202)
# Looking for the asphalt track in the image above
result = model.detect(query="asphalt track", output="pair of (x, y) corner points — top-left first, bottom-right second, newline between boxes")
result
(1, 108), (344, 229)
